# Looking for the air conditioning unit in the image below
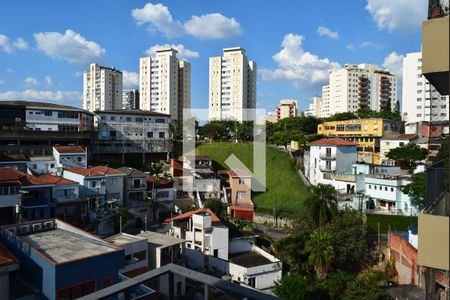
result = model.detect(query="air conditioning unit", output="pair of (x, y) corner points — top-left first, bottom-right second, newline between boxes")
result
(44, 221), (54, 230)
(19, 225), (31, 235)
(32, 223), (42, 233)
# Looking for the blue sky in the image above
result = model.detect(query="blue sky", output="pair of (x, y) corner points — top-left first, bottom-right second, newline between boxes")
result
(0, 0), (427, 111)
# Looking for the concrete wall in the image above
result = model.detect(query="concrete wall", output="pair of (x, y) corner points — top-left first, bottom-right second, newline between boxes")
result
(229, 238), (252, 254)
(389, 232), (419, 285)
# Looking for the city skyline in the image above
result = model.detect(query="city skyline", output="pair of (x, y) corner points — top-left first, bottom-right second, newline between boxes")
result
(0, 0), (427, 111)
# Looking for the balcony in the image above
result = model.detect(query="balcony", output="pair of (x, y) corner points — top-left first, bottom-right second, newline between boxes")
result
(422, 1), (449, 95)
(319, 152), (336, 160)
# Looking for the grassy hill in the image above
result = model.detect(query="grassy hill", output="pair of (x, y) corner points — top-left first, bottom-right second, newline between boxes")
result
(196, 142), (310, 214)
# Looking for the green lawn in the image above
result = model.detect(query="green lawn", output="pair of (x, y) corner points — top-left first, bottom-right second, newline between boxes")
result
(366, 214), (418, 234)
(196, 142), (310, 214)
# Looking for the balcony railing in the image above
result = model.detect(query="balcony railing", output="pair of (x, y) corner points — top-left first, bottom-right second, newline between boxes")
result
(319, 152), (336, 160)
(428, 0), (449, 19)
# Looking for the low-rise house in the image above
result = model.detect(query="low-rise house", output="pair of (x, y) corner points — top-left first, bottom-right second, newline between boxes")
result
(106, 233), (148, 275)
(362, 174), (417, 215)
(380, 134), (419, 164)
(183, 155), (213, 171)
(118, 167), (150, 222)
(0, 168), (24, 225)
(0, 153), (28, 173)
(137, 230), (186, 298)
(87, 166), (125, 205)
(165, 209), (282, 290)
(63, 167), (118, 236)
(304, 138), (357, 186)
(0, 219), (124, 300)
(147, 176), (174, 222)
(218, 169), (254, 222)
(26, 155), (56, 175)
(53, 145), (87, 171)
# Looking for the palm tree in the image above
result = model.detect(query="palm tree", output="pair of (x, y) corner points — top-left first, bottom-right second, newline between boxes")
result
(305, 184), (338, 227)
(305, 230), (334, 279)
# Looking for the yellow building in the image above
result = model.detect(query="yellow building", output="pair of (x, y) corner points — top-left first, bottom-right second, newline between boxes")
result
(317, 118), (401, 165)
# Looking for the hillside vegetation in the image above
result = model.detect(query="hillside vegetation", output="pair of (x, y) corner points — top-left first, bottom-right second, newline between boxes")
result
(196, 142), (310, 214)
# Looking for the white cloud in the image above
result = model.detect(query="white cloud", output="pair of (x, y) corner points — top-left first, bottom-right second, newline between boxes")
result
(0, 89), (82, 102)
(0, 34), (29, 53)
(366, 0), (428, 33)
(316, 26), (340, 39)
(260, 33), (340, 89)
(24, 77), (38, 86)
(123, 71), (139, 89)
(132, 2), (242, 39)
(347, 41), (381, 50)
(144, 44), (199, 60)
(34, 29), (105, 64)
(184, 13), (242, 39)
(382, 51), (404, 78)
(73, 71), (83, 77)
(45, 76), (52, 86)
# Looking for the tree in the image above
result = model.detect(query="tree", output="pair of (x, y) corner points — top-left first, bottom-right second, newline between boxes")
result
(169, 120), (183, 140)
(387, 143), (428, 172)
(304, 184), (338, 227)
(236, 121), (253, 142)
(326, 112), (358, 121)
(147, 162), (163, 176)
(340, 271), (389, 300)
(402, 172), (426, 208)
(326, 270), (355, 300)
(323, 209), (372, 273)
(199, 121), (228, 141)
(204, 199), (224, 216)
(305, 230), (335, 279)
(269, 130), (305, 149)
(271, 232), (312, 275)
(113, 208), (133, 232)
(274, 274), (310, 300)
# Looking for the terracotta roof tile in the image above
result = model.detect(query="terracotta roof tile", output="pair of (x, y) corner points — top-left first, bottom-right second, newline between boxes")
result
(67, 166), (104, 177)
(164, 208), (220, 223)
(309, 137), (357, 146)
(0, 242), (18, 267)
(25, 174), (77, 186)
(0, 167), (27, 185)
(53, 146), (86, 154)
(147, 176), (173, 188)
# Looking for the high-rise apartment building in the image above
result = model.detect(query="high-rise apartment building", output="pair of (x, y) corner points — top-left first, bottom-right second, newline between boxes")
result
(319, 64), (397, 118)
(276, 99), (298, 121)
(402, 52), (448, 124)
(209, 47), (256, 122)
(319, 85), (330, 118)
(82, 63), (123, 112)
(139, 48), (190, 120)
(122, 89), (139, 110)
(305, 96), (322, 117)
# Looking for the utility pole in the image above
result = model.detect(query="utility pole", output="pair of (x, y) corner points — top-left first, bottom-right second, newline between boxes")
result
(119, 215), (122, 233)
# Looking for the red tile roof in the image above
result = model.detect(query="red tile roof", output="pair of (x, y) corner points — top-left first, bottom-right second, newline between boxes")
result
(89, 166), (125, 175)
(0, 167), (27, 185)
(67, 166), (102, 176)
(309, 137), (357, 146)
(54, 146), (86, 154)
(25, 174), (77, 186)
(164, 208), (220, 223)
(147, 176), (174, 188)
(395, 134), (418, 140)
(0, 242), (18, 267)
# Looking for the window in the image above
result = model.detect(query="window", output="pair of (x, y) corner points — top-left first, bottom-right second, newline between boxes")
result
(133, 179), (141, 188)
(237, 191), (246, 199)
(159, 132), (165, 139)
(91, 181), (97, 188)
(147, 132), (153, 138)
(391, 187), (394, 192)
(111, 178), (118, 185)
(368, 185), (372, 189)
(77, 157), (82, 162)
(44, 111), (52, 116)
(57, 280), (96, 300)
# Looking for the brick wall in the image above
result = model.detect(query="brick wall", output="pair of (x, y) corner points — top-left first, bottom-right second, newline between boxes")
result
(388, 232), (419, 285)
